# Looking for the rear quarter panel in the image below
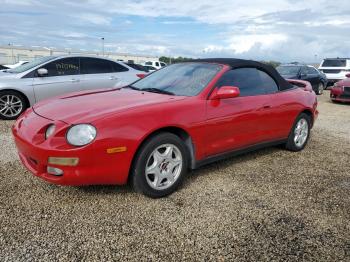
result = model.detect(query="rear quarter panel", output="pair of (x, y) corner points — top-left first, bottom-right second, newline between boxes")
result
(268, 81), (317, 138)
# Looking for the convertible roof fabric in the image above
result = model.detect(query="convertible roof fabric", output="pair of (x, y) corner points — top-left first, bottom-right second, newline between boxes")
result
(192, 58), (292, 91)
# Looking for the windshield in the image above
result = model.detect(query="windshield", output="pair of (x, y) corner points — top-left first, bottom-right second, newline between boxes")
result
(8, 56), (56, 74)
(276, 66), (301, 75)
(132, 63), (222, 96)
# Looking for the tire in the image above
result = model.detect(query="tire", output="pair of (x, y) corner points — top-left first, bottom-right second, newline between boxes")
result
(316, 82), (324, 95)
(131, 132), (189, 198)
(285, 113), (311, 152)
(0, 90), (27, 120)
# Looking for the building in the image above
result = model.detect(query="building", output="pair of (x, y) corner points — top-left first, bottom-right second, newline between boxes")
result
(0, 45), (159, 65)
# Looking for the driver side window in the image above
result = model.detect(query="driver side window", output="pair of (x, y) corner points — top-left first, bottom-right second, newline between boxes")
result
(216, 68), (278, 96)
(38, 58), (80, 77)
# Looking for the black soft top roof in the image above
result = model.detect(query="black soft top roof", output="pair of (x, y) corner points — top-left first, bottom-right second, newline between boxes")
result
(193, 58), (292, 91)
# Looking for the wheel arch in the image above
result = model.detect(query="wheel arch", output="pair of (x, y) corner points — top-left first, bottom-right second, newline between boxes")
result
(300, 109), (314, 128)
(129, 126), (196, 182)
(0, 88), (30, 108)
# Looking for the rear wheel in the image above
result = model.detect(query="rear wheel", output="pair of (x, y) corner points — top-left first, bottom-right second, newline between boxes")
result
(285, 113), (311, 152)
(131, 133), (188, 198)
(0, 91), (27, 120)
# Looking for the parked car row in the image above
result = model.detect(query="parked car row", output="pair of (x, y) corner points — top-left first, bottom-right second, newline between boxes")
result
(276, 58), (350, 104)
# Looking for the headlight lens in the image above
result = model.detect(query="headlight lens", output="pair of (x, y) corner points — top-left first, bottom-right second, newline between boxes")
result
(66, 124), (97, 146)
(45, 124), (56, 139)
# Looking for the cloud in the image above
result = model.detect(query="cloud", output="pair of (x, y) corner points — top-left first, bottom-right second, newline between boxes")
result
(73, 13), (112, 25)
(0, 0), (350, 61)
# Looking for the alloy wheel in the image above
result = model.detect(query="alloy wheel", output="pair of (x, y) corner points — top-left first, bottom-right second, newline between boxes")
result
(294, 118), (309, 148)
(145, 143), (183, 190)
(0, 95), (23, 118)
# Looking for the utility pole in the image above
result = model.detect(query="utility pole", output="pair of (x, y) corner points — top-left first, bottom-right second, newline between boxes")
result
(8, 43), (14, 64)
(101, 37), (105, 56)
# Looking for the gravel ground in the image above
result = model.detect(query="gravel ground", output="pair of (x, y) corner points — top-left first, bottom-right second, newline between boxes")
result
(0, 91), (349, 261)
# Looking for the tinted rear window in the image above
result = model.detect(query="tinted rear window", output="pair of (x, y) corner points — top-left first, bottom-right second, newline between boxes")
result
(322, 59), (347, 67)
(80, 58), (128, 74)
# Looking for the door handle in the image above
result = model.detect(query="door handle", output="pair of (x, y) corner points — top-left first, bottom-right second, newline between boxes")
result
(109, 76), (118, 80)
(70, 78), (80, 83)
(259, 105), (272, 111)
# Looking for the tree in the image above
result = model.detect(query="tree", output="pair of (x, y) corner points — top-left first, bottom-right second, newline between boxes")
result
(159, 56), (194, 64)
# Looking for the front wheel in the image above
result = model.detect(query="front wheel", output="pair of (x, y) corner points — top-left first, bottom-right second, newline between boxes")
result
(131, 133), (189, 198)
(0, 91), (27, 120)
(285, 113), (311, 152)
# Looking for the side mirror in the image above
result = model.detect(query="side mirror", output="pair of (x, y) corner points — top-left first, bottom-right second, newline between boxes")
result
(210, 86), (240, 100)
(346, 73), (350, 78)
(37, 68), (48, 77)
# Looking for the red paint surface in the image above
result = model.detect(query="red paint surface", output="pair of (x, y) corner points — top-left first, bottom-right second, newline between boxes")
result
(12, 64), (318, 186)
(330, 78), (350, 102)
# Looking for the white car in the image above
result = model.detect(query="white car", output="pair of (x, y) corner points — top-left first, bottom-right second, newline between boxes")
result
(144, 61), (166, 70)
(4, 60), (29, 69)
(318, 58), (350, 85)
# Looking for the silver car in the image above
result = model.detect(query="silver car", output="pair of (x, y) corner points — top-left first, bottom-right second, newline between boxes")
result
(0, 55), (145, 120)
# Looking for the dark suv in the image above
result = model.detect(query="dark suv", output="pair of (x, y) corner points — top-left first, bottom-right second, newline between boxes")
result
(277, 64), (328, 95)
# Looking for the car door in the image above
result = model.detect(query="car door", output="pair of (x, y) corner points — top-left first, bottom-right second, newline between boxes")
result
(300, 66), (319, 89)
(79, 57), (134, 90)
(267, 88), (304, 140)
(32, 57), (81, 102)
(205, 68), (273, 157)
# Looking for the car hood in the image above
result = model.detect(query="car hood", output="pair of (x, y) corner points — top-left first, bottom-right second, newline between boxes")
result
(0, 72), (20, 79)
(335, 78), (350, 87)
(33, 88), (186, 124)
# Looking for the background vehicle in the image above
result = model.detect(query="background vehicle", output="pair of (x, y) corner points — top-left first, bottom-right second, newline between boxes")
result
(277, 64), (327, 95)
(143, 65), (157, 72)
(124, 63), (150, 72)
(0, 55), (145, 120)
(318, 58), (350, 85)
(13, 59), (318, 198)
(0, 65), (9, 71)
(4, 60), (29, 69)
(144, 61), (166, 70)
(330, 74), (350, 103)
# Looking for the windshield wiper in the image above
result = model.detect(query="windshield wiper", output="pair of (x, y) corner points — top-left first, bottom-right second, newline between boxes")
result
(141, 88), (175, 96)
(123, 85), (141, 91)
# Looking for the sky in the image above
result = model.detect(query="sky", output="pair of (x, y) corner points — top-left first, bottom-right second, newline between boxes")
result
(1, 0), (350, 62)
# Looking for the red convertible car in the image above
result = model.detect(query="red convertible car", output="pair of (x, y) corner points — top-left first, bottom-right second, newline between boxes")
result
(330, 75), (350, 103)
(12, 59), (318, 198)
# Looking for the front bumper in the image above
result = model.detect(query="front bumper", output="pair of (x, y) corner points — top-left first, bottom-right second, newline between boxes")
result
(12, 109), (130, 186)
